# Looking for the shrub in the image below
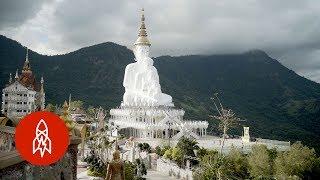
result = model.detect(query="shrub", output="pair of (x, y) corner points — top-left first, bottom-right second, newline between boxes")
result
(193, 151), (229, 179)
(124, 161), (136, 180)
(247, 145), (273, 179)
(225, 147), (249, 179)
(85, 153), (106, 177)
(274, 142), (317, 179)
(135, 159), (147, 176)
(172, 147), (184, 166)
(164, 148), (173, 160)
(155, 146), (162, 156)
(162, 146), (171, 155)
(197, 147), (218, 160)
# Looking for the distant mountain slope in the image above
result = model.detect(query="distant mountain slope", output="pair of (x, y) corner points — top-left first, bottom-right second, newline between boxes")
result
(1, 35), (319, 152)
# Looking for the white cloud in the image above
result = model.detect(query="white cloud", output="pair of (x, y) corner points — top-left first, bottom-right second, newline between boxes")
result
(1, 0), (320, 82)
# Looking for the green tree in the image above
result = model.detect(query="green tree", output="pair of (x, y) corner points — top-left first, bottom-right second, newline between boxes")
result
(142, 143), (151, 152)
(138, 143), (151, 152)
(197, 147), (218, 160)
(70, 100), (83, 110)
(87, 105), (96, 118)
(193, 152), (230, 180)
(176, 137), (199, 157)
(225, 147), (249, 179)
(155, 146), (162, 156)
(274, 142), (317, 179)
(248, 145), (273, 179)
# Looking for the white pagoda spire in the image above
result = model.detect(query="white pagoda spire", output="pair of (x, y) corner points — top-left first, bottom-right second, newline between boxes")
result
(68, 94), (72, 111)
(15, 69), (19, 80)
(40, 76), (44, 93)
(40, 76), (45, 110)
(26, 48), (29, 62)
(9, 73), (12, 84)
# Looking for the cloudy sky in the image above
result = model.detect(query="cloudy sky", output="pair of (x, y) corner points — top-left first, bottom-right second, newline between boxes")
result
(1, 0), (320, 82)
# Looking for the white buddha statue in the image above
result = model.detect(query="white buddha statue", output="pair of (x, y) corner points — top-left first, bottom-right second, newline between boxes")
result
(122, 9), (173, 107)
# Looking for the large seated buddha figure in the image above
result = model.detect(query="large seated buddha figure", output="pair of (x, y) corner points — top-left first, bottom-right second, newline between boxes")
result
(122, 9), (173, 107)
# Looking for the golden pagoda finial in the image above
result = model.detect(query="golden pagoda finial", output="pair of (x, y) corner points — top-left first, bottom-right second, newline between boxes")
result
(63, 100), (68, 108)
(63, 100), (69, 115)
(134, 8), (151, 46)
(22, 48), (32, 72)
(61, 100), (75, 134)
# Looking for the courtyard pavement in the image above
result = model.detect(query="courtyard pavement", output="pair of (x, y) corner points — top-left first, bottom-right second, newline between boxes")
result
(145, 170), (176, 180)
(77, 169), (174, 180)
(76, 160), (173, 180)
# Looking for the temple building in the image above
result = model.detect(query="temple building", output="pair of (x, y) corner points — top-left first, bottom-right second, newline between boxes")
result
(109, 9), (208, 140)
(1, 48), (45, 121)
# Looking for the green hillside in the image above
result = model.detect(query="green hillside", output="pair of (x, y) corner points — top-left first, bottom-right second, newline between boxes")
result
(1, 35), (319, 152)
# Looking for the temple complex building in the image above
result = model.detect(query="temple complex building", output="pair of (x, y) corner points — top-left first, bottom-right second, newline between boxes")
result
(1, 49), (45, 121)
(109, 9), (208, 140)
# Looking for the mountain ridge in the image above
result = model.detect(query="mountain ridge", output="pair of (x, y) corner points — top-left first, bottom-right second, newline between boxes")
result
(1, 35), (320, 152)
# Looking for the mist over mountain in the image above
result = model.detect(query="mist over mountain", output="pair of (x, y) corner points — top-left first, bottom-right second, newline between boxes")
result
(1, 35), (320, 152)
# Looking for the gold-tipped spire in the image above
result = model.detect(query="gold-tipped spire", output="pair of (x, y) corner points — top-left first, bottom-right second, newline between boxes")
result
(61, 100), (75, 134)
(63, 100), (69, 111)
(22, 48), (32, 72)
(134, 8), (151, 46)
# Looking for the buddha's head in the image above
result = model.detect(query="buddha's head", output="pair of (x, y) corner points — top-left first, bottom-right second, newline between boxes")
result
(133, 45), (150, 61)
(133, 45), (153, 67)
(113, 150), (120, 160)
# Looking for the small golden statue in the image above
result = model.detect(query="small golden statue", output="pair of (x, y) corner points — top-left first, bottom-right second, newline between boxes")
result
(60, 100), (75, 134)
(106, 150), (125, 180)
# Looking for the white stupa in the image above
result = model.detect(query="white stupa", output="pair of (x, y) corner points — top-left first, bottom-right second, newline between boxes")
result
(109, 9), (208, 140)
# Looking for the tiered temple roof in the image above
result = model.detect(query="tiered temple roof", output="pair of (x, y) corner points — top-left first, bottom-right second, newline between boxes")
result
(7, 48), (41, 92)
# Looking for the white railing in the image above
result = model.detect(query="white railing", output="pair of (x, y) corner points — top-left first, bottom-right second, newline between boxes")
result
(256, 138), (291, 146)
(194, 137), (291, 154)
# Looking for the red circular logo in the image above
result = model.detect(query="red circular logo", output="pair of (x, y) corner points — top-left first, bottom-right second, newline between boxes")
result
(15, 111), (69, 166)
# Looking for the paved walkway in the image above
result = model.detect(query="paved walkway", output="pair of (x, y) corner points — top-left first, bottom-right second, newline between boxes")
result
(76, 160), (173, 180)
(145, 170), (175, 180)
(77, 170), (174, 180)
(77, 170), (104, 180)
(77, 161), (101, 180)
